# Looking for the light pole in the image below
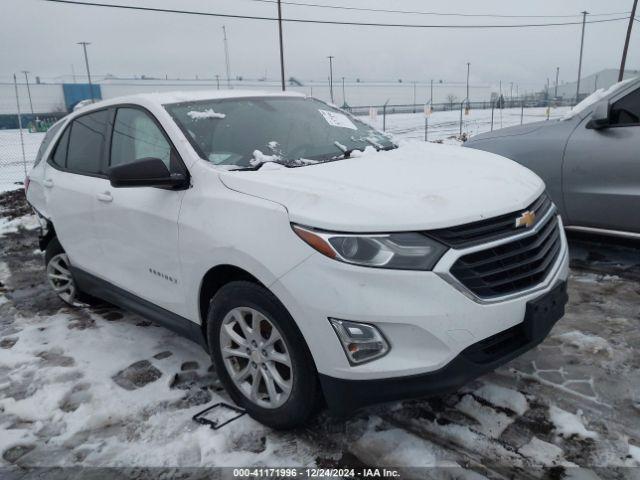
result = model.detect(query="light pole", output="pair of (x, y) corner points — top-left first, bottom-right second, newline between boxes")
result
(276, 0), (286, 91)
(430, 79), (433, 105)
(554, 67), (560, 98)
(341, 76), (347, 108)
(619, 0), (638, 81)
(77, 41), (94, 102)
(466, 62), (471, 104)
(22, 71), (34, 117)
(215, 74), (220, 89)
(327, 56), (334, 103)
(412, 81), (416, 112)
(575, 11), (588, 103)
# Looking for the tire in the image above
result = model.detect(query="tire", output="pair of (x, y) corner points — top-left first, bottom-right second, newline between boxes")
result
(207, 281), (321, 429)
(44, 237), (98, 307)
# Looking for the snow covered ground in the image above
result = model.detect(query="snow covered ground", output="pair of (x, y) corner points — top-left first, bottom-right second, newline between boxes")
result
(1, 105), (639, 476)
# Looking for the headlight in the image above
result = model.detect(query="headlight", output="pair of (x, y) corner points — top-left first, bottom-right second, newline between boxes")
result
(292, 225), (447, 270)
(329, 318), (389, 364)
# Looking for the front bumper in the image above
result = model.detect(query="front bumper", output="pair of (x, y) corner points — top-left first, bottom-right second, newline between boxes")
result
(321, 280), (568, 414)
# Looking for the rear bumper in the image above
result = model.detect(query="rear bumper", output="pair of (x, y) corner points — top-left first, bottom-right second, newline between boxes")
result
(320, 280), (568, 415)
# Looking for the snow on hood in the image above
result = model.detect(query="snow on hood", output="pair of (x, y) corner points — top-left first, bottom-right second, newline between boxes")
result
(562, 78), (636, 120)
(219, 141), (544, 232)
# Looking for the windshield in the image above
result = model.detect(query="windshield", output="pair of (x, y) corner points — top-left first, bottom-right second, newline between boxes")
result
(164, 96), (395, 168)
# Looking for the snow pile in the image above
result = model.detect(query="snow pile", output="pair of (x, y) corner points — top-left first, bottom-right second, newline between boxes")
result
(554, 331), (613, 357)
(0, 214), (39, 237)
(629, 444), (640, 464)
(473, 384), (529, 416)
(549, 406), (598, 440)
(187, 109), (226, 120)
(455, 394), (513, 438)
(518, 437), (565, 466)
(250, 149), (281, 167)
(562, 78), (635, 120)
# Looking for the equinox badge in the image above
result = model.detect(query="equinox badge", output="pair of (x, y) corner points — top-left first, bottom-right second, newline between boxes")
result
(515, 210), (536, 228)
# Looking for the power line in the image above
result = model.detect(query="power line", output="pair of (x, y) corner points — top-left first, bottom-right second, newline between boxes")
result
(243, 0), (631, 19)
(40, 0), (631, 29)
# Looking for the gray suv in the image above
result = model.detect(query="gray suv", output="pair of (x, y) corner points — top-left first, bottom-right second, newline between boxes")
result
(465, 78), (640, 239)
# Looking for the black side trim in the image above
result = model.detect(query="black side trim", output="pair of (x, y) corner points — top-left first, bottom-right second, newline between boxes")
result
(72, 267), (208, 351)
(320, 281), (567, 416)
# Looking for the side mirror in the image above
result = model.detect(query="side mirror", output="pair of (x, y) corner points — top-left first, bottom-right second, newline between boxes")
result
(108, 157), (188, 189)
(586, 100), (610, 130)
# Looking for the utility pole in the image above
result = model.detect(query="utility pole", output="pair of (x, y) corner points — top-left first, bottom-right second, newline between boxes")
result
(215, 74), (220, 89)
(71, 64), (77, 83)
(77, 41), (94, 102)
(22, 71), (34, 117)
(546, 77), (550, 99)
(327, 56), (334, 103)
(13, 74), (27, 178)
(510, 82), (513, 102)
(466, 62), (471, 103)
(222, 26), (231, 89)
(619, 0), (638, 81)
(575, 11), (588, 103)
(594, 74), (599, 91)
(554, 67), (560, 98)
(412, 81), (417, 112)
(276, 0), (286, 91)
(430, 79), (433, 105)
(341, 77), (347, 107)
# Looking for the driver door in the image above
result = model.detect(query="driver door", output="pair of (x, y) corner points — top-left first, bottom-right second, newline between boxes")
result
(562, 85), (640, 233)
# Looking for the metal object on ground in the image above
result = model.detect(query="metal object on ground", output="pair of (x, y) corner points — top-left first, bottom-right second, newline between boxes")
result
(192, 402), (246, 430)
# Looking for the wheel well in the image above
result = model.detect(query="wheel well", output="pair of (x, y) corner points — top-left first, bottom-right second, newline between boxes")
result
(199, 264), (262, 330)
(39, 220), (57, 251)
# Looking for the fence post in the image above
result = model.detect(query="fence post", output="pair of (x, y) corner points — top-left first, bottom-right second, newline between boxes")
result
(13, 73), (27, 180)
(382, 99), (389, 132)
(424, 115), (428, 142)
(459, 101), (464, 137)
(521, 101), (524, 125)
(491, 101), (495, 131)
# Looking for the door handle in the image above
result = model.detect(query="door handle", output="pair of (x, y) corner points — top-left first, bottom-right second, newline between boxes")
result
(43, 178), (54, 188)
(97, 192), (113, 203)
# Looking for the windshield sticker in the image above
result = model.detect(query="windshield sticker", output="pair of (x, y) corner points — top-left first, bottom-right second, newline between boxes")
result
(187, 109), (226, 120)
(318, 109), (357, 130)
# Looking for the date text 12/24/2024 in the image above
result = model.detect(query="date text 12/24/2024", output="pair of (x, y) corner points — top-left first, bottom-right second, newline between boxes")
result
(233, 468), (401, 478)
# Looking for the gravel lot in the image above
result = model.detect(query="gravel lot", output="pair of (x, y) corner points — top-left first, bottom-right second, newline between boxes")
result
(1, 187), (639, 478)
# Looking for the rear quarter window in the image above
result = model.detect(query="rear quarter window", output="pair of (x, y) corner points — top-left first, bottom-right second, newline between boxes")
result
(33, 122), (63, 166)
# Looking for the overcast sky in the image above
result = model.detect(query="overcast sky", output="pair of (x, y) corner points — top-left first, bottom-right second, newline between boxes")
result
(1, 0), (638, 89)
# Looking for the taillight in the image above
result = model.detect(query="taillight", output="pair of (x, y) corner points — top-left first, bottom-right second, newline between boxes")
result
(24, 176), (30, 192)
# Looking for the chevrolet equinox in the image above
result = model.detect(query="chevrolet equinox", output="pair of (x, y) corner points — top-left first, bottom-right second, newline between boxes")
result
(26, 91), (569, 428)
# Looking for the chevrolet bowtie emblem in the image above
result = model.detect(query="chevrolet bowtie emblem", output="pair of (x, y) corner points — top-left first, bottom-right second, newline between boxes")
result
(515, 210), (536, 228)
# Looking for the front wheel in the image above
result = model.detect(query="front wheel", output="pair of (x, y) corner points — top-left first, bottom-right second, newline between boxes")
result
(207, 281), (321, 429)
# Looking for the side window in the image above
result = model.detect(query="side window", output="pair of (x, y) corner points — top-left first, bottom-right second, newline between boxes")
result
(66, 110), (109, 174)
(51, 126), (70, 168)
(110, 108), (173, 170)
(610, 88), (640, 126)
(34, 122), (63, 166)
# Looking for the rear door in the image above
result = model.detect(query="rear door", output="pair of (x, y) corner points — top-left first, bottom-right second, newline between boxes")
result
(93, 105), (189, 315)
(43, 109), (110, 274)
(562, 85), (640, 233)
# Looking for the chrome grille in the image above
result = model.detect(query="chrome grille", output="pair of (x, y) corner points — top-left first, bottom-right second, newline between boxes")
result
(449, 212), (562, 299)
(429, 193), (553, 249)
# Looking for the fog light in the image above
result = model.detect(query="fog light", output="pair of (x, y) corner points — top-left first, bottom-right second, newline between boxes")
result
(329, 318), (390, 364)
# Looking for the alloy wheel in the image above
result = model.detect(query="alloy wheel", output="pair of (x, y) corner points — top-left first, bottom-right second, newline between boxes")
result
(219, 307), (293, 409)
(46, 253), (77, 304)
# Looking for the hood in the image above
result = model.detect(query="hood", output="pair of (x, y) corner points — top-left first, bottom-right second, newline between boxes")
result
(219, 142), (544, 232)
(464, 120), (555, 144)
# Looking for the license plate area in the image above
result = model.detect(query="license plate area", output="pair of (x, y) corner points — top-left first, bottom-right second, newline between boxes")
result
(523, 281), (568, 340)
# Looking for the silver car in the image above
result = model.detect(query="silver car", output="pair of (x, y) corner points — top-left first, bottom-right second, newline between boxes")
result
(464, 78), (640, 239)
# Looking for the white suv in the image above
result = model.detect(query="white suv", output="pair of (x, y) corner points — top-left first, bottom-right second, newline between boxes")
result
(26, 91), (569, 428)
